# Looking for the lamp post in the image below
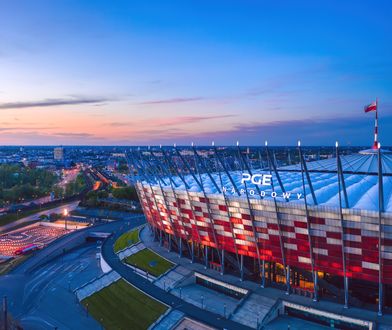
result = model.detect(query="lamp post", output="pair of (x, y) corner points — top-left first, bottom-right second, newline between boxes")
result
(3, 296), (8, 330)
(63, 208), (68, 230)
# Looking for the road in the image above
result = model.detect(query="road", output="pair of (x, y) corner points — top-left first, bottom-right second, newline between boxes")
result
(0, 244), (102, 329)
(58, 168), (80, 188)
(0, 200), (80, 233)
(1, 213), (251, 329)
(0, 217), (144, 329)
(0, 167), (80, 215)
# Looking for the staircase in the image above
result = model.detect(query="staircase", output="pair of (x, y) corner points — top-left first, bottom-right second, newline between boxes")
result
(230, 293), (277, 329)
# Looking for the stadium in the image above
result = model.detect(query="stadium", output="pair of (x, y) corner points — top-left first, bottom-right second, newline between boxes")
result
(130, 114), (391, 315)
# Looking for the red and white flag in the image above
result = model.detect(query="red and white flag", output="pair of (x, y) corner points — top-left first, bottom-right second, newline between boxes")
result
(364, 101), (377, 113)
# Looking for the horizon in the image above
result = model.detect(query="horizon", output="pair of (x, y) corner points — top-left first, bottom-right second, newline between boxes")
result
(1, 1), (391, 145)
(2, 143), (391, 148)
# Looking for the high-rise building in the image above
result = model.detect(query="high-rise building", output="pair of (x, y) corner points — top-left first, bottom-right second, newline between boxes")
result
(54, 147), (64, 161)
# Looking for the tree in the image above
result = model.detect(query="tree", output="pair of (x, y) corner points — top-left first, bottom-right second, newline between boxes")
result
(39, 214), (48, 220)
(117, 160), (129, 173)
(111, 186), (138, 201)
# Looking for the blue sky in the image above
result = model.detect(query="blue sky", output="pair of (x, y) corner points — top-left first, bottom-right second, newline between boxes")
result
(0, 0), (391, 146)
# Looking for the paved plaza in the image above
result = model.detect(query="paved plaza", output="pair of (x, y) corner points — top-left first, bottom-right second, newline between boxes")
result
(171, 283), (239, 317)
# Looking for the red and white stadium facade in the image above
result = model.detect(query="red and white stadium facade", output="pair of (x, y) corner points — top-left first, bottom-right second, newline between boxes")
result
(131, 141), (392, 314)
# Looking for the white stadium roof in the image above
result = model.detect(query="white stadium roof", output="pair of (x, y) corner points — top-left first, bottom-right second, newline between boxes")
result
(152, 151), (392, 213)
(281, 150), (392, 175)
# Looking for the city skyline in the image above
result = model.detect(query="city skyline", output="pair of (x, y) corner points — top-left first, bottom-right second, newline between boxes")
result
(1, 0), (391, 146)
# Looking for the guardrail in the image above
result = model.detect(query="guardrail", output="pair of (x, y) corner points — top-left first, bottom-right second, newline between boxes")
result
(259, 298), (282, 329)
(228, 290), (252, 319)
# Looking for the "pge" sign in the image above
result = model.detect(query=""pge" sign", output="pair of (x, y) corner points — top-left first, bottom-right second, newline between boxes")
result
(241, 173), (272, 186)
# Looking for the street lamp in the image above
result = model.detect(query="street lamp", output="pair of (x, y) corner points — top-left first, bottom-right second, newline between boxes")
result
(63, 208), (68, 230)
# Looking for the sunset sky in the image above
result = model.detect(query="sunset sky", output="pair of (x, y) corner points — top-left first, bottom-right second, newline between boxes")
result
(1, 0), (391, 146)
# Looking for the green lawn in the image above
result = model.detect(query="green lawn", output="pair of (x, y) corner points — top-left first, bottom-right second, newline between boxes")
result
(124, 249), (174, 277)
(114, 228), (140, 253)
(81, 279), (167, 330)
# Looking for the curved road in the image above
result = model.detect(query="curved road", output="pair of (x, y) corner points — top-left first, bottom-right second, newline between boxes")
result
(102, 224), (252, 330)
(1, 216), (144, 329)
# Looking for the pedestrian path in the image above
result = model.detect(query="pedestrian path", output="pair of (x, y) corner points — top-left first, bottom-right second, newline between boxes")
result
(170, 283), (239, 317)
(117, 241), (145, 260)
(74, 270), (120, 301)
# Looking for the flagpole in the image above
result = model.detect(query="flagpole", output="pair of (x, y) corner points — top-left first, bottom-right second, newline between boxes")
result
(374, 98), (379, 149)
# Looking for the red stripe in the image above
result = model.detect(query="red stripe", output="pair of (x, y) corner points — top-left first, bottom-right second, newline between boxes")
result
(364, 104), (377, 112)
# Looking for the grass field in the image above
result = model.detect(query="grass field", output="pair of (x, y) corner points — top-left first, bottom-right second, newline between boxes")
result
(0, 255), (30, 275)
(114, 228), (141, 252)
(124, 248), (174, 277)
(81, 279), (167, 330)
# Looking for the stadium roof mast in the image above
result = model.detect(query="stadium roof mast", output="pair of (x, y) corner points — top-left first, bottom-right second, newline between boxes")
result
(161, 145), (190, 190)
(265, 141), (288, 202)
(128, 150), (169, 246)
(236, 141), (264, 288)
(210, 143), (242, 278)
(173, 144), (216, 262)
(236, 141), (261, 196)
(150, 147), (183, 253)
(265, 141), (289, 294)
(128, 151), (163, 244)
(170, 144), (220, 265)
(298, 140), (318, 302)
(298, 141), (318, 205)
(160, 146), (195, 259)
(336, 141), (349, 309)
(173, 144), (203, 189)
(213, 141), (241, 196)
(187, 142), (220, 265)
(377, 142), (384, 316)
(191, 142), (221, 193)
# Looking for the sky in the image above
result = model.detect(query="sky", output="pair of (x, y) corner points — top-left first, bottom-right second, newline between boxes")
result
(0, 0), (391, 146)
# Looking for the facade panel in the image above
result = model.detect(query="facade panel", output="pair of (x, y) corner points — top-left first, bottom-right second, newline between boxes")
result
(137, 182), (392, 285)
